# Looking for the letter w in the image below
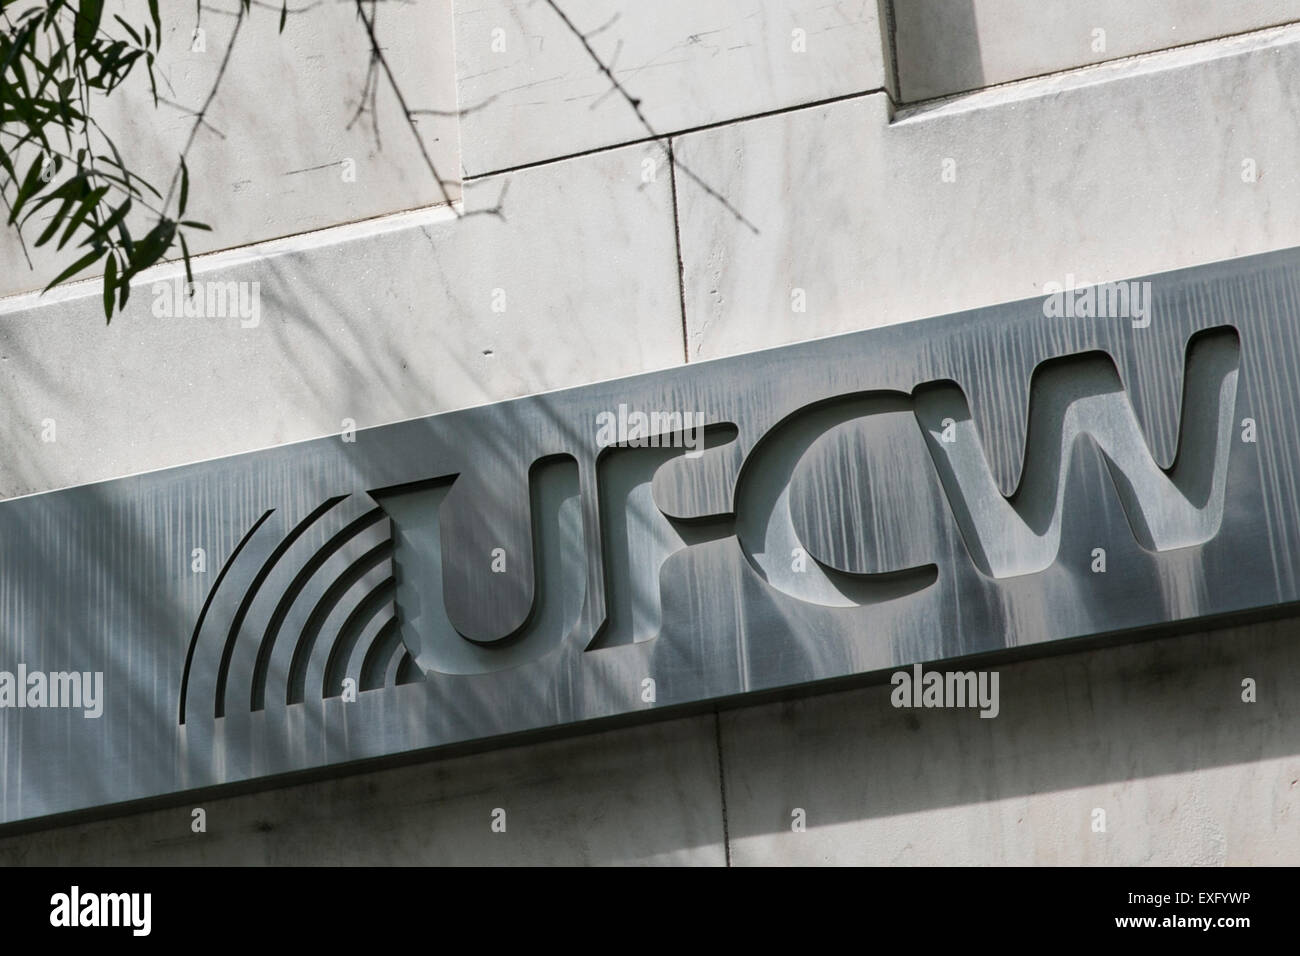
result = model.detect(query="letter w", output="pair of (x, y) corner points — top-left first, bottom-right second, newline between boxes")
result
(912, 327), (1239, 578)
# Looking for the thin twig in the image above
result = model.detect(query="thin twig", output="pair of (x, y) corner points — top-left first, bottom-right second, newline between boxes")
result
(541, 0), (759, 235)
(351, 0), (456, 209)
(163, 5), (248, 214)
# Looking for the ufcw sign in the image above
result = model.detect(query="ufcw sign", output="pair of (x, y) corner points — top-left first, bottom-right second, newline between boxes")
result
(0, 247), (1295, 826)
(180, 325), (1238, 721)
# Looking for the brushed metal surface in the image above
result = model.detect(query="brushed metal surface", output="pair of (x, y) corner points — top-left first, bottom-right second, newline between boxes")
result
(2, 246), (1298, 825)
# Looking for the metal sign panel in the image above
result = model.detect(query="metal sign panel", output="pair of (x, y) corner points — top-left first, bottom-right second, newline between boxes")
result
(2, 247), (1299, 825)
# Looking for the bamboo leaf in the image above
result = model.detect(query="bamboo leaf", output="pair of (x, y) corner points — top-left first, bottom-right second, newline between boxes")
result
(74, 0), (105, 53)
(102, 251), (117, 320)
(178, 157), (189, 216)
(147, 1), (162, 50)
